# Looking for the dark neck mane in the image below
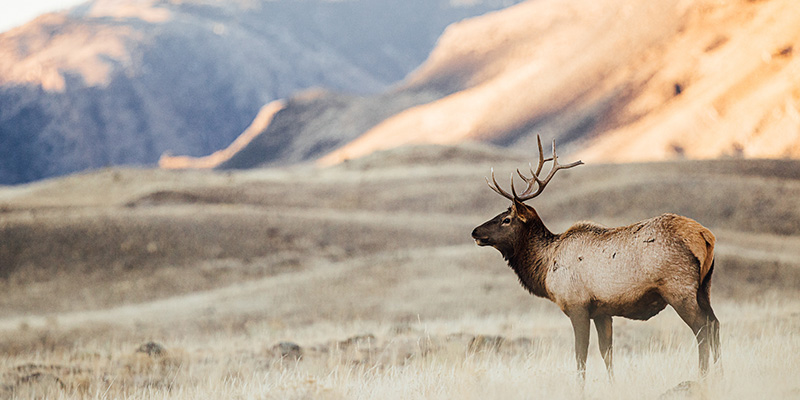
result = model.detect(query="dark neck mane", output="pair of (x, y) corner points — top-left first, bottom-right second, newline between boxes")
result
(505, 216), (556, 299)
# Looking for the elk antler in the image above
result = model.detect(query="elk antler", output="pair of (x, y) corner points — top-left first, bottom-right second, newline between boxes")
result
(485, 135), (583, 202)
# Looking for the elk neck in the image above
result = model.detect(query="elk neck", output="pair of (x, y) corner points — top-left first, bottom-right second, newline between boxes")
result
(506, 212), (557, 299)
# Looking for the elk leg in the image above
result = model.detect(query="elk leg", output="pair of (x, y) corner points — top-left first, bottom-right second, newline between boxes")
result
(568, 308), (591, 383)
(696, 321), (712, 376)
(709, 318), (721, 366)
(594, 315), (613, 380)
(667, 297), (712, 376)
(697, 285), (721, 367)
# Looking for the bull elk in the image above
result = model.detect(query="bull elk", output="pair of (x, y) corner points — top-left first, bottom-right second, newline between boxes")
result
(471, 136), (720, 380)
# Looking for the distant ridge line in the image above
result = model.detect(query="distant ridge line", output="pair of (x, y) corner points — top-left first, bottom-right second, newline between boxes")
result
(159, 100), (286, 170)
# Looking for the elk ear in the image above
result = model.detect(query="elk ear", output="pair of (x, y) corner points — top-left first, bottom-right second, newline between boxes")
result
(511, 198), (529, 223)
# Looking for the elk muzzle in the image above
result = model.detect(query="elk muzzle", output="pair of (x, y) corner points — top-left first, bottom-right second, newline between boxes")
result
(472, 227), (491, 246)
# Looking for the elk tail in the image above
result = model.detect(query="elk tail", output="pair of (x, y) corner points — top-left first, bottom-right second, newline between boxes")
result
(675, 216), (716, 285)
(699, 229), (715, 285)
(699, 258), (715, 300)
(695, 228), (716, 317)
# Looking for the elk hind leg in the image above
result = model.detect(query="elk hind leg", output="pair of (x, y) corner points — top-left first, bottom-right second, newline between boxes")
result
(665, 293), (713, 376)
(594, 315), (613, 380)
(697, 277), (720, 367)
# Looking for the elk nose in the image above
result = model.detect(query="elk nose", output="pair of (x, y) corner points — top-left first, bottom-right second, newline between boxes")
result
(471, 227), (490, 246)
(471, 227), (485, 239)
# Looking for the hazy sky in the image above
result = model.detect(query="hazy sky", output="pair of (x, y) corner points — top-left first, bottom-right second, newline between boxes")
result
(0, 0), (85, 33)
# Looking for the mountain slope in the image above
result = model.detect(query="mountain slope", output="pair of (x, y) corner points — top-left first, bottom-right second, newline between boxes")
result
(572, 0), (800, 162)
(318, 0), (800, 164)
(0, 0), (521, 184)
(159, 86), (448, 170)
(318, 0), (684, 164)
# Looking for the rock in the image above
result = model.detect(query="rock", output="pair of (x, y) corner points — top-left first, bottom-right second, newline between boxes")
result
(135, 341), (166, 357)
(506, 337), (536, 353)
(14, 372), (66, 395)
(468, 335), (506, 352)
(338, 334), (376, 349)
(272, 342), (303, 360)
(659, 380), (706, 400)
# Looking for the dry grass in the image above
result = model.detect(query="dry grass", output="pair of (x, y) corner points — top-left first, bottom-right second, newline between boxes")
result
(1, 144), (799, 399)
(0, 298), (798, 399)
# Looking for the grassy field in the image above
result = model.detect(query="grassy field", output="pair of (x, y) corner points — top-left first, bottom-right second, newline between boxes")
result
(1, 144), (799, 399)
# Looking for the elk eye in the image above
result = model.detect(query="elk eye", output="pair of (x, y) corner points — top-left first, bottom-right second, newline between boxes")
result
(502, 217), (512, 225)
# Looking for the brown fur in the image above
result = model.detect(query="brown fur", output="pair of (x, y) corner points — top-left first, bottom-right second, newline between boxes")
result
(671, 215), (716, 283)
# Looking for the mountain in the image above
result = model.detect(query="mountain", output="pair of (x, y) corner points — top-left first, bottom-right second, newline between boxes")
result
(320, 0), (800, 164)
(0, 0), (522, 184)
(177, 0), (799, 171)
(7, 0), (798, 183)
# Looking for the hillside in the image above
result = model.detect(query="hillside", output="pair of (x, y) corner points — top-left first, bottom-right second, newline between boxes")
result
(3, 146), (800, 309)
(166, 0), (800, 170)
(0, 148), (799, 397)
(0, 0), (520, 184)
(321, 0), (800, 164)
(8, 0), (798, 184)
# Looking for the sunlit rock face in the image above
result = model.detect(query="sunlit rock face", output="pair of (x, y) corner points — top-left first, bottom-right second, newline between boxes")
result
(319, 0), (800, 167)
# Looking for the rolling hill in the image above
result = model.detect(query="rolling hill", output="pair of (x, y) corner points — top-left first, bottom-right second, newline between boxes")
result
(2, 145), (800, 308)
(0, 146), (799, 397)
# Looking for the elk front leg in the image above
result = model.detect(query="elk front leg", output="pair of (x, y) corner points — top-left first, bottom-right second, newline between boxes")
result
(568, 308), (591, 383)
(594, 315), (613, 380)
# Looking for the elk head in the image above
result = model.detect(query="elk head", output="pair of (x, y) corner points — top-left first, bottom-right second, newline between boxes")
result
(471, 136), (583, 259)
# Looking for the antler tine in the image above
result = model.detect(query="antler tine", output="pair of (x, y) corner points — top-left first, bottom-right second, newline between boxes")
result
(485, 168), (514, 200)
(514, 138), (583, 202)
(510, 172), (519, 199)
(515, 167), (538, 197)
(535, 135), (546, 176)
(485, 136), (582, 202)
(515, 135), (554, 197)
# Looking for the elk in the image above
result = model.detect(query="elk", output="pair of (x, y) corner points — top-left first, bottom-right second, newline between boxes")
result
(471, 136), (720, 380)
